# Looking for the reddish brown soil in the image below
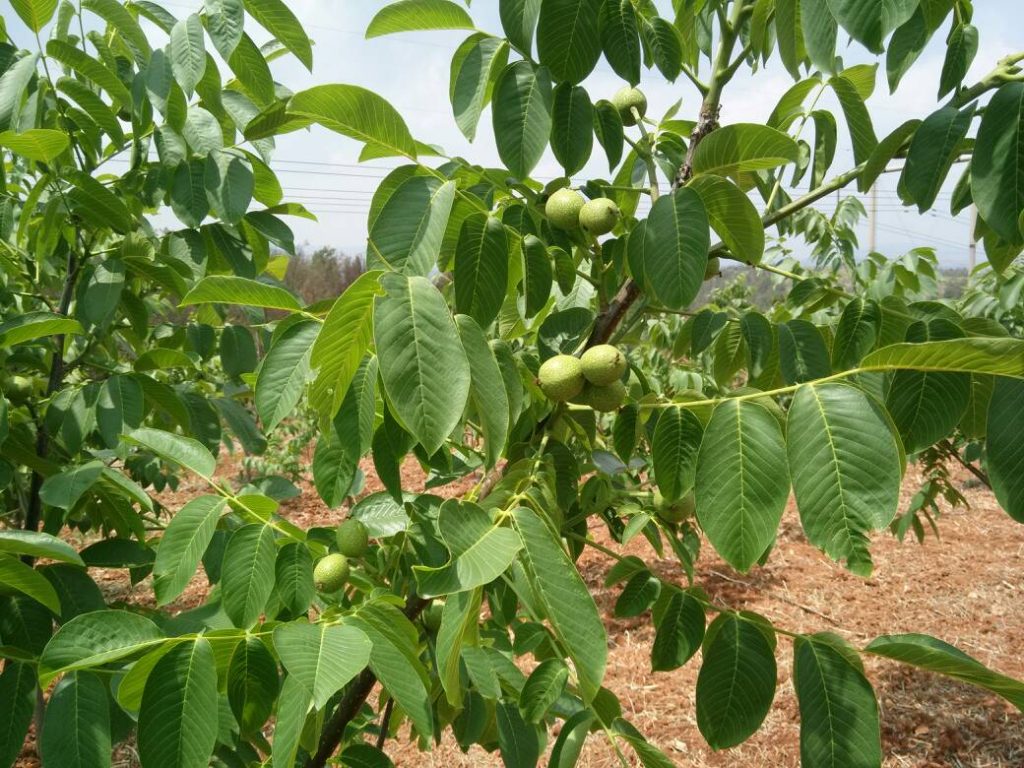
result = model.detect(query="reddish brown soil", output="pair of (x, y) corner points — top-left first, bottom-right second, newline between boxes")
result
(14, 457), (1024, 767)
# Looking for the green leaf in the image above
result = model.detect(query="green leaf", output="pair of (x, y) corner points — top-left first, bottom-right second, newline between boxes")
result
(522, 233), (553, 318)
(171, 159), (209, 227)
(691, 124), (800, 178)
(348, 601), (434, 736)
(825, 0), (918, 53)
(886, 7), (930, 93)
(456, 315), (510, 467)
(600, 0), (640, 85)
(126, 427), (217, 479)
(243, 0), (313, 70)
(288, 84), (417, 160)
(857, 118), (921, 193)
(227, 636), (279, 735)
(309, 270), (383, 421)
(0, 529), (83, 565)
(651, 587), (705, 671)
(454, 213), (508, 327)
(0, 662), (36, 768)
(536, 0), (601, 83)
(0, 311), (83, 347)
(0, 54), (39, 133)
(138, 639), (219, 768)
(492, 61), (552, 179)
(57, 75), (124, 144)
(0, 129), (68, 161)
(651, 406), (703, 502)
(182, 275), (302, 311)
(373, 273), (471, 454)
(688, 174), (765, 264)
(511, 507), (606, 703)
(368, 176), (456, 276)
(275, 542), (315, 616)
(775, 0), (806, 79)
(593, 99), (624, 170)
(642, 187), (710, 309)
(829, 72), (878, 165)
(273, 622), (372, 709)
(450, 33), (509, 141)
(644, 16), (684, 82)
(0, 554), (60, 613)
(901, 104), (973, 212)
(40, 672), (111, 768)
(696, 614), (777, 749)
(861, 337), (1024, 377)
(203, 0), (244, 59)
(46, 40), (131, 107)
(312, 356), (377, 507)
(169, 14), (206, 94)
(866, 633), (1024, 711)
(778, 319), (831, 383)
(40, 565), (106, 622)
(221, 524), (276, 628)
(794, 634), (881, 768)
(255, 321), (318, 431)
(499, 0), (541, 55)
(204, 150), (254, 224)
(788, 383), (902, 575)
(97, 374), (144, 449)
(695, 399), (789, 572)
(809, 109), (838, 188)
(519, 659), (568, 723)
(832, 298), (880, 370)
(414, 499), (522, 596)
(987, 377), (1024, 523)
(972, 82), (1024, 244)
(549, 709), (593, 768)
(9, 0), (58, 31)
(939, 23), (978, 99)
(39, 610), (164, 683)
(802, 0), (838, 72)
(550, 83), (593, 176)
(884, 321), (970, 453)
(496, 701), (543, 768)
(153, 495), (227, 605)
(367, 0), (474, 37)
(269, 673), (309, 767)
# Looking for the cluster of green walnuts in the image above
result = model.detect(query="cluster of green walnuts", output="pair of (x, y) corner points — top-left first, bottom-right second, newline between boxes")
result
(537, 344), (629, 412)
(312, 518), (370, 592)
(542, 87), (649, 238)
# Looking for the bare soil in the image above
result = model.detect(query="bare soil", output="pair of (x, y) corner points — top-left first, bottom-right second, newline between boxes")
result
(15, 457), (1024, 768)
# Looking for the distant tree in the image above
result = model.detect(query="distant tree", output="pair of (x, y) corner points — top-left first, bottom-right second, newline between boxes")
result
(284, 246), (364, 305)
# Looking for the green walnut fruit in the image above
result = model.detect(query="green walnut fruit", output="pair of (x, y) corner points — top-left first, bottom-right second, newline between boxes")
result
(538, 354), (585, 402)
(612, 86), (647, 126)
(578, 198), (620, 236)
(313, 553), (350, 592)
(704, 256), (721, 280)
(336, 519), (369, 558)
(545, 187), (586, 230)
(587, 380), (626, 412)
(3, 375), (37, 404)
(422, 601), (444, 633)
(580, 344), (627, 386)
(659, 493), (695, 524)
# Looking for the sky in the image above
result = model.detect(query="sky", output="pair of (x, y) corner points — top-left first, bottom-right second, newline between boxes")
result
(9, 1), (1023, 267)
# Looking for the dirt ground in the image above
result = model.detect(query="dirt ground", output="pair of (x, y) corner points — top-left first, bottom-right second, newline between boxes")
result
(15, 455), (1024, 768)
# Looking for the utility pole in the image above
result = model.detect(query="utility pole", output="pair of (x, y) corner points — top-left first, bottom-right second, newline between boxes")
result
(868, 184), (877, 252)
(968, 204), (978, 271)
